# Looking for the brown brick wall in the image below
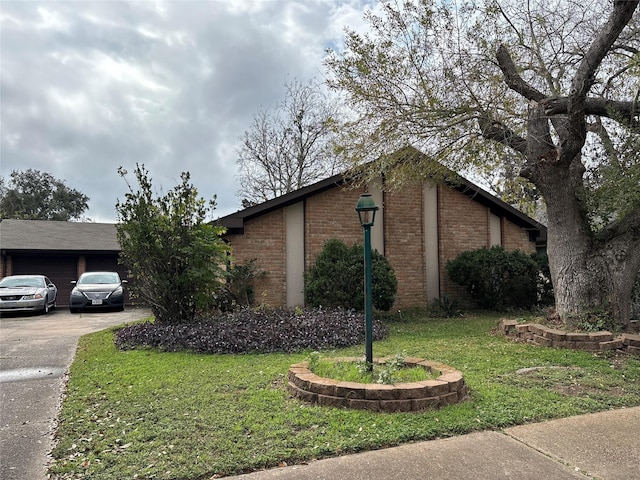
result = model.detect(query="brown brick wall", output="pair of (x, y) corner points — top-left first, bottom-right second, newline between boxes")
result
(224, 181), (540, 310)
(437, 187), (492, 303)
(384, 182), (427, 308)
(305, 186), (364, 268)
(225, 209), (287, 307)
(502, 218), (536, 253)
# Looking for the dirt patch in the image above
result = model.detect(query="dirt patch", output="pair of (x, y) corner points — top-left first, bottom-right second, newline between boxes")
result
(500, 364), (632, 399)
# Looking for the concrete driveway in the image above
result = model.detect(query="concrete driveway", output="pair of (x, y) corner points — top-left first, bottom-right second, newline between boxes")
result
(0, 306), (152, 480)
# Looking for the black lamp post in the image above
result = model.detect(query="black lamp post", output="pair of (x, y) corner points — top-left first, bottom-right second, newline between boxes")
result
(355, 193), (379, 370)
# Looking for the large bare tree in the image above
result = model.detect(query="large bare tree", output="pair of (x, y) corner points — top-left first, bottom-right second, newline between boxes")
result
(326, 0), (639, 328)
(236, 79), (343, 206)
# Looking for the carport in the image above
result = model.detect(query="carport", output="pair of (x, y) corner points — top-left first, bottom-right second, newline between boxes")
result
(0, 219), (129, 306)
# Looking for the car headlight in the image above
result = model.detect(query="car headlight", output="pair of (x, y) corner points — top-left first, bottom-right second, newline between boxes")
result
(71, 288), (84, 297)
(109, 286), (124, 297)
(23, 293), (44, 300)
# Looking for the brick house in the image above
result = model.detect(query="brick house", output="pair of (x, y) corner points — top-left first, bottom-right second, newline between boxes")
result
(218, 169), (547, 310)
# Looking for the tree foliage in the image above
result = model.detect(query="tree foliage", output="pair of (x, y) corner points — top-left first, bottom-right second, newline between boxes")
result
(236, 78), (344, 205)
(326, 0), (638, 196)
(305, 238), (398, 311)
(326, 0), (640, 326)
(0, 169), (89, 221)
(115, 164), (229, 324)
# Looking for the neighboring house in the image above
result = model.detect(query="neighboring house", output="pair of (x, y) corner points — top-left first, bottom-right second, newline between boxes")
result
(0, 219), (128, 306)
(218, 167), (547, 310)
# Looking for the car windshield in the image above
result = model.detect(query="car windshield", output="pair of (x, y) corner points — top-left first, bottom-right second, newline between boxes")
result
(78, 273), (120, 285)
(0, 276), (45, 288)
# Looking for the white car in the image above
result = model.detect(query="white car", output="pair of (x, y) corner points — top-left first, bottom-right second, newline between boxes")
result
(0, 275), (58, 314)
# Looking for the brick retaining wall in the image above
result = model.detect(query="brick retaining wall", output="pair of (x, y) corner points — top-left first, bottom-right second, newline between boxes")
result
(499, 319), (640, 355)
(288, 357), (468, 413)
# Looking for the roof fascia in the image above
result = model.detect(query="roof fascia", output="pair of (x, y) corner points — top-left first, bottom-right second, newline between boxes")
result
(216, 173), (347, 234)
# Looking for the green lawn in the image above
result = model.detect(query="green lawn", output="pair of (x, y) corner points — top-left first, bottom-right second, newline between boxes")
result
(50, 312), (640, 479)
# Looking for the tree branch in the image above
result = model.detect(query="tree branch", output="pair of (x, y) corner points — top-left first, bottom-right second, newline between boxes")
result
(540, 97), (639, 127)
(597, 207), (640, 245)
(477, 114), (527, 154)
(496, 44), (546, 102)
(570, 0), (639, 99)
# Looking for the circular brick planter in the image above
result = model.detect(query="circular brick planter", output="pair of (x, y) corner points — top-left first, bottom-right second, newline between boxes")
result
(288, 357), (468, 413)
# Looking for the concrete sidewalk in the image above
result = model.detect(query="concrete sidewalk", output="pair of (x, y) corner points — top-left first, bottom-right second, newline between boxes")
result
(229, 406), (640, 480)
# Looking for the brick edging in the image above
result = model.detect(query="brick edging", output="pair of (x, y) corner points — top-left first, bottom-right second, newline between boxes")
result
(499, 319), (640, 355)
(288, 357), (468, 413)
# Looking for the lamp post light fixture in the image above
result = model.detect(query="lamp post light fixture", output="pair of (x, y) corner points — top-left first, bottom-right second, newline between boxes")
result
(355, 193), (379, 371)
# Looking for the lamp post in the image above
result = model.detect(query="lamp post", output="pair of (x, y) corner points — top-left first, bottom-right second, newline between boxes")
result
(355, 193), (379, 371)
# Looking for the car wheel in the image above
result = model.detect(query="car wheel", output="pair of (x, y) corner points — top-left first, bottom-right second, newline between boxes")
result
(70, 308), (79, 314)
(42, 297), (49, 314)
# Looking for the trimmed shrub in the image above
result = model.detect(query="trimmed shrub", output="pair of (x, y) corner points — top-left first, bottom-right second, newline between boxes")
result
(446, 246), (540, 310)
(304, 239), (397, 311)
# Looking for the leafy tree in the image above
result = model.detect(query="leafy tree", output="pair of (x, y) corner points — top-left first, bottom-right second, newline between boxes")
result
(0, 169), (89, 220)
(305, 238), (398, 311)
(236, 78), (344, 204)
(115, 164), (229, 324)
(326, 0), (640, 328)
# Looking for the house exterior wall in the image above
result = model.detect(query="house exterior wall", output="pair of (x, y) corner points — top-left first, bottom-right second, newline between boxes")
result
(383, 181), (427, 308)
(423, 184), (439, 302)
(304, 186), (364, 268)
(285, 203), (305, 307)
(502, 218), (536, 253)
(225, 209), (287, 308)
(223, 180), (539, 311)
(436, 187), (538, 305)
(437, 186), (492, 301)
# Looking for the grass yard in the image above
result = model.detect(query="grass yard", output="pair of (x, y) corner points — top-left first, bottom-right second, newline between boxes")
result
(50, 311), (640, 479)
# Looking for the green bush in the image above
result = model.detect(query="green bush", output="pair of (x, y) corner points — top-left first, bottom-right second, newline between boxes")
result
(305, 238), (397, 311)
(116, 165), (229, 324)
(446, 246), (541, 310)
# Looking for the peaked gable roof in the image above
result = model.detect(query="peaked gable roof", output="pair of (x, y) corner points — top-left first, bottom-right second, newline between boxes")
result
(216, 159), (547, 246)
(0, 219), (120, 252)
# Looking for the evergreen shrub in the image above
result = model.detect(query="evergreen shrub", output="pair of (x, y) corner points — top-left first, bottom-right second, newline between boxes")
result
(446, 246), (543, 310)
(304, 238), (397, 311)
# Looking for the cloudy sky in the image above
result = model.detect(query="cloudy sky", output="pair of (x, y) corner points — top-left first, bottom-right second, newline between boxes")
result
(1, 0), (376, 222)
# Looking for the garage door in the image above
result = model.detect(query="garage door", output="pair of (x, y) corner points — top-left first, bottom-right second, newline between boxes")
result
(12, 255), (78, 307)
(85, 254), (127, 278)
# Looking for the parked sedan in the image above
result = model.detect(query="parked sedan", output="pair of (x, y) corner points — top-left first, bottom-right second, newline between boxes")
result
(70, 271), (127, 313)
(0, 275), (57, 314)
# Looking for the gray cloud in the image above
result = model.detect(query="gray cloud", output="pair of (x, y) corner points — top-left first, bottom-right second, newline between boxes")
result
(1, 0), (376, 222)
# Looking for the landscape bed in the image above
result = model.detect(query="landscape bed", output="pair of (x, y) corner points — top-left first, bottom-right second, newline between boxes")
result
(50, 312), (640, 480)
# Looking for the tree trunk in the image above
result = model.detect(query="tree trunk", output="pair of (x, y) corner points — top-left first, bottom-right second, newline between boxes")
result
(545, 193), (638, 329)
(524, 105), (640, 330)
